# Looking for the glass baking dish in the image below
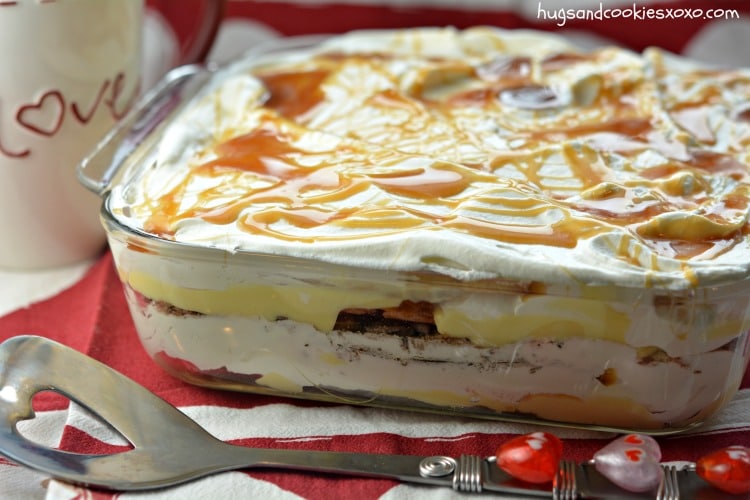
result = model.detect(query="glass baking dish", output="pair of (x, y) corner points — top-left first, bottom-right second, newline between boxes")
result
(79, 29), (750, 434)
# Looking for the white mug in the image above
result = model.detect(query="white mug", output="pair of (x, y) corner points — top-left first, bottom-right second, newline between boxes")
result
(0, 0), (224, 269)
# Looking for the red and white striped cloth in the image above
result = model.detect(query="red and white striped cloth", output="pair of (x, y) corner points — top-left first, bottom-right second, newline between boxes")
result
(2, 1), (750, 498)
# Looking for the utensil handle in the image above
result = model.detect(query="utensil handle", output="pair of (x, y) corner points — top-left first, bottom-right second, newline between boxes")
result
(214, 444), (458, 487)
(76, 63), (213, 196)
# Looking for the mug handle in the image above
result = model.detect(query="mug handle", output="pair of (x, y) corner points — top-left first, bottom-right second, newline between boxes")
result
(146, 0), (226, 65)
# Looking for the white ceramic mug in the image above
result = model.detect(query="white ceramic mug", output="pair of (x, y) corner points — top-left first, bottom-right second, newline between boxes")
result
(0, 0), (223, 269)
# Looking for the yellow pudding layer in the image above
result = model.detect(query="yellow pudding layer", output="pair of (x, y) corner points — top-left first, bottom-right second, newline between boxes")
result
(123, 266), (749, 350)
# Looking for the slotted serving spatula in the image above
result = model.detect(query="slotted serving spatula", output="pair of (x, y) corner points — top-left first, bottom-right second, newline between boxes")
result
(0, 335), (706, 498)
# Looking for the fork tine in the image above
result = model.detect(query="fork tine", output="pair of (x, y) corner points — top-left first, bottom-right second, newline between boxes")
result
(656, 465), (680, 500)
(669, 465), (680, 500)
(552, 461), (564, 500)
(552, 460), (578, 500)
(566, 460), (578, 499)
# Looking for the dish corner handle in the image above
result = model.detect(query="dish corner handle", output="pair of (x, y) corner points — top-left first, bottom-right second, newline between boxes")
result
(77, 63), (215, 197)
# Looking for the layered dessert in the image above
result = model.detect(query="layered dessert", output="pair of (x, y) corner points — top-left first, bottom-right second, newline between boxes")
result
(104, 27), (750, 431)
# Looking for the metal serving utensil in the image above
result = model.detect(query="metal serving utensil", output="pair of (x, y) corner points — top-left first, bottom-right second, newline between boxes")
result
(0, 335), (709, 497)
(0, 335), (548, 495)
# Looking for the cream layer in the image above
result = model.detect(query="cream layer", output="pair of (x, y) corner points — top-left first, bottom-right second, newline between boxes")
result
(126, 288), (746, 429)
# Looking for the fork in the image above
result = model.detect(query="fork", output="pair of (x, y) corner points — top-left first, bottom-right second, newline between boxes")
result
(656, 465), (680, 500)
(552, 459), (578, 499)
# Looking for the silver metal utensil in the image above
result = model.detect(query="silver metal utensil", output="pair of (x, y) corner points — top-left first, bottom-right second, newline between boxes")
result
(0, 335), (714, 497)
(0, 335), (548, 495)
(656, 465), (680, 500)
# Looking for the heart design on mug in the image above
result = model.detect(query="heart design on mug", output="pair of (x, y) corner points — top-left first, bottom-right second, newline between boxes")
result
(593, 434), (663, 492)
(16, 90), (65, 137)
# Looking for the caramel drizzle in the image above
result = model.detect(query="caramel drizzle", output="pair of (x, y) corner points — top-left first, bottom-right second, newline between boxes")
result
(141, 47), (750, 264)
(144, 118), (608, 247)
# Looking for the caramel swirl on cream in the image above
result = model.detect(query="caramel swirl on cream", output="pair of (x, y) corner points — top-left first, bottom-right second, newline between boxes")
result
(112, 27), (750, 290)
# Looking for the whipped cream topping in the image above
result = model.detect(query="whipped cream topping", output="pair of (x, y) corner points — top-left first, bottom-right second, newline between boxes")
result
(109, 27), (750, 290)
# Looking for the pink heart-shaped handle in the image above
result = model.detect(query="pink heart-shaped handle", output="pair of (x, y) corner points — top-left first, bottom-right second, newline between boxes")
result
(593, 434), (663, 493)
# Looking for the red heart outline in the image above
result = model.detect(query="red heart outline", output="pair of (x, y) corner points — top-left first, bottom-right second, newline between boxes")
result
(16, 90), (65, 137)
